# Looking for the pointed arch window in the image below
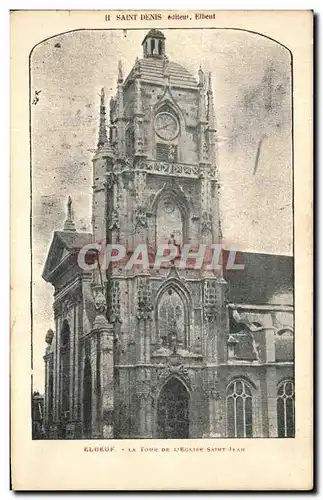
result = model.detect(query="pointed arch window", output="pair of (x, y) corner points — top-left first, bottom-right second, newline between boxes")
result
(226, 379), (253, 438)
(158, 289), (185, 349)
(157, 285), (190, 350)
(277, 380), (295, 437)
(125, 124), (134, 157)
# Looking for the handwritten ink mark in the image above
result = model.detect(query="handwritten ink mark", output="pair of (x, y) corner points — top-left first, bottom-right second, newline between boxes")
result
(253, 135), (267, 175)
(32, 90), (42, 105)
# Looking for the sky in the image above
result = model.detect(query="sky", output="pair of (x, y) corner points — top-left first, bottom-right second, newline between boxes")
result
(31, 28), (292, 392)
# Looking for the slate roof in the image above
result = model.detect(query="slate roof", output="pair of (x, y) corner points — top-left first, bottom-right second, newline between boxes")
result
(223, 250), (294, 305)
(142, 29), (166, 42)
(126, 58), (198, 88)
(42, 231), (92, 283)
(55, 231), (92, 249)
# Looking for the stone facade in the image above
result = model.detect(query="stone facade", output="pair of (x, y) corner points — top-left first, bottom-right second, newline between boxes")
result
(42, 29), (294, 440)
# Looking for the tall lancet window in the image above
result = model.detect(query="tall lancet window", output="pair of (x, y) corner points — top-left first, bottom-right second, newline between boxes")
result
(226, 379), (253, 438)
(125, 124), (134, 157)
(158, 289), (186, 349)
(60, 320), (71, 419)
(277, 380), (295, 437)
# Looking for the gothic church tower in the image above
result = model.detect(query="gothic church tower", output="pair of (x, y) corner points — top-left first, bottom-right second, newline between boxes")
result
(91, 29), (226, 438)
(42, 29), (295, 442)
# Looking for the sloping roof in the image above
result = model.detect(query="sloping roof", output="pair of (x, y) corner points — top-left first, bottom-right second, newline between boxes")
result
(126, 58), (198, 88)
(223, 250), (294, 305)
(55, 231), (92, 249)
(42, 230), (92, 283)
(142, 29), (165, 43)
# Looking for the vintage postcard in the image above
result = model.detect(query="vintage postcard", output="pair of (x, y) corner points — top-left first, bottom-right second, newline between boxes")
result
(10, 10), (313, 490)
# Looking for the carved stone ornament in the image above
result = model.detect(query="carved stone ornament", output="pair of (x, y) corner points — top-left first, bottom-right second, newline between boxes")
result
(168, 144), (177, 163)
(208, 387), (221, 400)
(54, 294), (80, 318)
(201, 210), (213, 234)
(137, 380), (154, 401)
(202, 142), (209, 162)
(106, 172), (116, 190)
(134, 57), (141, 76)
(157, 364), (191, 389)
(137, 160), (200, 178)
(204, 305), (217, 323)
(94, 289), (107, 314)
(135, 206), (148, 230)
(123, 156), (133, 168)
(108, 280), (121, 323)
(137, 278), (153, 320)
(198, 66), (205, 87)
(45, 328), (54, 345)
(135, 136), (144, 156)
(109, 206), (121, 233)
(204, 281), (217, 323)
(102, 333), (114, 353)
(163, 55), (170, 78)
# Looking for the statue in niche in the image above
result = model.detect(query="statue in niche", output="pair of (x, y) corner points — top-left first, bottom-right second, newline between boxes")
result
(159, 290), (185, 349)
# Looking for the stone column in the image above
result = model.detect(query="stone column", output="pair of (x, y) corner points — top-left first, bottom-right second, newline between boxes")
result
(144, 321), (151, 364)
(54, 314), (61, 423)
(69, 304), (75, 418)
(138, 322), (145, 364)
(265, 327), (276, 363)
(90, 333), (99, 437)
(205, 365), (224, 438)
(203, 280), (219, 362)
(136, 277), (153, 437)
(100, 326), (114, 438)
(136, 276), (152, 364)
(138, 394), (146, 437)
(207, 386), (223, 437)
(137, 369), (153, 439)
(146, 395), (153, 437)
(91, 288), (115, 438)
(133, 171), (148, 251)
(73, 301), (80, 422)
(266, 366), (278, 437)
(43, 328), (54, 435)
(138, 396), (153, 438)
(43, 352), (49, 430)
(116, 60), (125, 157)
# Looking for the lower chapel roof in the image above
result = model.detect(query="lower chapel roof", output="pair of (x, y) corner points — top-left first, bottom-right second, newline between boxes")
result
(223, 250), (293, 306)
(55, 231), (92, 249)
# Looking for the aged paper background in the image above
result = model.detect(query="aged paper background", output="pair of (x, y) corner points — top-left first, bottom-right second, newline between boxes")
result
(11, 10), (313, 490)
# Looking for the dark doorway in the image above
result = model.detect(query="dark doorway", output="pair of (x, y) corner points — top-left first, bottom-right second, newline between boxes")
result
(157, 378), (189, 438)
(83, 357), (92, 438)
